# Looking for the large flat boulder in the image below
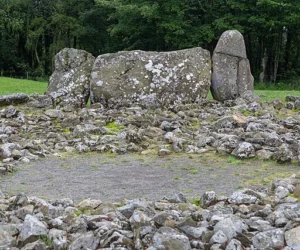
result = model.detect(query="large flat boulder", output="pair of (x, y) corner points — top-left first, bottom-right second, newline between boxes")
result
(90, 48), (211, 108)
(211, 30), (254, 102)
(46, 48), (95, 108)
(0, 93), (29, 106)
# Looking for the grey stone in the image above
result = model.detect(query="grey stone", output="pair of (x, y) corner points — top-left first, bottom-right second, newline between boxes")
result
(0, 229), (16, 248)
(118, 200), (150, 219)
(246, 122), (264, 132)
(27, 95), (53, 109)
(285, 226), (300, 249)
(200, 191), (216, 208)
(211, 30), (254, 102)
(213, 30), (247, 58)
(209, 230), (228, 245)
(44, 109), (64, 119)
(265, 132), (282, 147)
(77, 198), (102, 210)
(0, 143), (19, 159)
(239, 90), (260, 103)
(129, 209), (152, 229)
(211, 53), (239, 101)
(274, 203), (300, 221)
(162, 193), (187, 203)
(179, 226), (206, 239)
(69, 231), (100, 250)
(212, 116), (236, 131)
(21, 240), (48, 250)
(90, 48), (211, 108)
(73, 124), (106, 137)
(246, 218), (273, 232)
(216, 135), (240, 154)
(46, 48), (95, 108)
(274, 144), (294, 163)
(286, 95), (300, 102)
(0, 93), (29, 106)
(252, 229), (284, 249)
(18, 214), (48, 245)
(231, 142), (255, 159)
(225, 239), (242, 250)
(99, 229), (134, 249)
(256, 149), (273, 160)
(275, 186), (290, 200)
(286, 102), (295, 109)
(214, 216), (247, 240)
(282, 117), (299, 129)
(15, 205), (34, 220)
(295, 100), (300, 109)
(152, 227), (191, 250)
(229, 190), (261, 204)
(273, 99), (284, 110)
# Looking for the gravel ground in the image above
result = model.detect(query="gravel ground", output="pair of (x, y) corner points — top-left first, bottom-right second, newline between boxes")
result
(1, 152), (299, 203)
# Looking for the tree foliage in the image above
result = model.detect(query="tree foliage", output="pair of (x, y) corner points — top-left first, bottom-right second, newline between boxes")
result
(0, 0), (299, 83)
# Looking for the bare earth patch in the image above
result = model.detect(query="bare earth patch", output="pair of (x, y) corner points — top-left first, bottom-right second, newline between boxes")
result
(1, 152), (299, 203)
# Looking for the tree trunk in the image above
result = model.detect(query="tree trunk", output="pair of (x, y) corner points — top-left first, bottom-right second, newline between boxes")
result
(284, 30), (292, 76)
(259, 49), (268, 83)
(44, 33), (52, 75)
(35, 48), (40, 65)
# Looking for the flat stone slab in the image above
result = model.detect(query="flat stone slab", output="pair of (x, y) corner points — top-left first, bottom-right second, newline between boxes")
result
(0, 93), (29, 106)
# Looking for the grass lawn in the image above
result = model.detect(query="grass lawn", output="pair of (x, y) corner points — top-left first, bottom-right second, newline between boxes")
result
(0, 77), (47, 95)
(254, 90), (300, 102)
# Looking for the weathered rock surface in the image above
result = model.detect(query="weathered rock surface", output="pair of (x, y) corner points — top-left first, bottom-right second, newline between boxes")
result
(211, 30), (254, 102)
(0, 93), (29, 106)
(90, 48), (211, 108)
(46, 48), (95, 108)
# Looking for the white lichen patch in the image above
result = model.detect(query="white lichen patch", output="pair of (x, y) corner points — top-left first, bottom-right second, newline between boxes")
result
(91, 72), (98, 79)
(96, 81), (104, 87)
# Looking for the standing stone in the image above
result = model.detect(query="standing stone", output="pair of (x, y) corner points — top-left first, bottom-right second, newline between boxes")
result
(90, 47), (211, 108)
(46, 48), (95, 108)
(211, 30), (254, 102)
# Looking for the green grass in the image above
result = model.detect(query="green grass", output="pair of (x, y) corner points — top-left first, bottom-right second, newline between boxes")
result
(0, 77), (47, 95)
(207, 89), (300, 102)
(226, 156), (243, 165)
(254, 90), (300, 102)
(103, 122), (125, 134)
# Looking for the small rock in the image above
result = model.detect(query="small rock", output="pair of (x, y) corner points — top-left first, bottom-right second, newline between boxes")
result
(252, 229), (284, 249)
(69, 231), (100, 250)
(231, 142), (255, 159)
(152, 227), (191, 250)
(285, 226), (300, 249)
(18, 214), (48, 245)
(225, 239), (242, 250)
(200, 191), (216, 208)
(77, 198), (102, 210)
(209, 230), (228, 245)
(158, 148), (172, 156)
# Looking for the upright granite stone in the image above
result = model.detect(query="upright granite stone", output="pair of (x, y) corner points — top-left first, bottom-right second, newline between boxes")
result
(211, 30), (254, 102)
(46, 48), (95, 108)
(90, 48), (211, 108)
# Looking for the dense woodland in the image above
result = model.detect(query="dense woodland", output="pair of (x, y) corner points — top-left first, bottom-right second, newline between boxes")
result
(0, 0), (300, 84)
